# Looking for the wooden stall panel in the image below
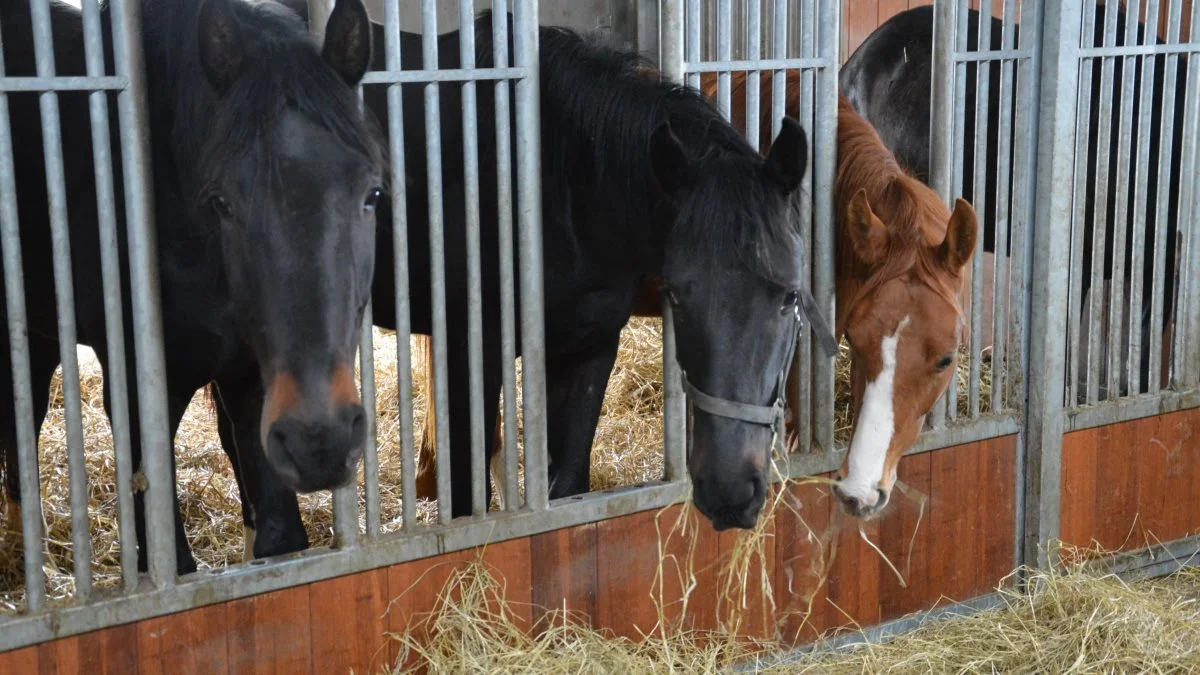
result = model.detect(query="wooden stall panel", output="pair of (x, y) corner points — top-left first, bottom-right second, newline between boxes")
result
(1061, 408), (1200, 555)
(137, 603), (229, 675)
(530, 523), (598, 629)
(225, 585), (312, 675)
(308, 569), (390, 675)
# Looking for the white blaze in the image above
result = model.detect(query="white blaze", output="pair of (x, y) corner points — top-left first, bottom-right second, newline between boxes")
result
(840, 315), (910, 506)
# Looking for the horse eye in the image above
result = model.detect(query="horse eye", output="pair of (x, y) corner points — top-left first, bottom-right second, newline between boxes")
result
(210, 195), (232, 219)
(935, 354), (954, 371)
(363, 187), (383, 213)
(780, 290), (800, 315)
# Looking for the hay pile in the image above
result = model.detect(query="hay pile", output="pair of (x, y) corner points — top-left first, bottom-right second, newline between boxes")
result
(386, 534), (1200, 674)
(0, 317), (995, 610)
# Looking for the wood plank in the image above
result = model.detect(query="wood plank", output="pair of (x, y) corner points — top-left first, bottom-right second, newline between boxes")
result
(878, 452), (933, 620)
(980, 436), (1018, 588)
(1095, 420), (1138, 552)
(76, 623), (139, 675)
(529, 523), (598, 630)
(1136, 414), (1171, 548)
(928, 442), (971, 597)
(774, 476), (833, 644)
(1060, 425), (1097, 548)
(825, 500), (882, 631)
(36, 635), (79, 675)
(0, 646), (38, 674)
(308, 569), (390, 675)
(226, 585), (312, 675)
(385, 548), (472, 673)
(137, 603), (229, 675)
(716, 494), (776, 640)
(878, 0), (912, 25)
(845, 0), (880, 60)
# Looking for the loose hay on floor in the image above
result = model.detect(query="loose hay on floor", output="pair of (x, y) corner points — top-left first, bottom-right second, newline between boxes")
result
(386, 539), (1200, 674)
(0, 317), (997, 611)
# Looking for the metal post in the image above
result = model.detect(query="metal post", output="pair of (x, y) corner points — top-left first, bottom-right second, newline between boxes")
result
(513, 0), (548, 511)
(360, 304), (380, 537)
(1022, 0), (1081, 571)
(110, 0), (177, 586)
(660, 0), (686, 483)
(811, 0), (839, 453)
(1182, 4), (1200, 388)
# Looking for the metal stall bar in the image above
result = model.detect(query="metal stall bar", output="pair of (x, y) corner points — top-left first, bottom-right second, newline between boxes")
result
(795, 0), (816, 454)
(418, 0), (454, 524)
(513, 0), (548, 511)
(661, 0), (687, 484)
(381, 0), (418, 531)
(0, 75), (126, 91)
(0, 16), (48, 613)
(109, 0), (176, 585)
(490, 1), (521, 511)
(1084, 0), (1120, 404)
(685, 0), (700, 91)
(360, 305), (379, 537)
(309, 0), (359, 549)
(459, 0), (488, 517)
(990, 0), (1020, 414)
(1106, 0), (1142, 403)
(927, 0), (958, 429)
(1022, 0), (1081, 570)
(744, 0), (760, 152)
(952, 0), (969, 419)
(26, 0), (92, 601)
(1005, 0), (1036, 414)
(969, 0), (993, 422)
(811, 0), (838, 453)
(716, 0), (731, 118)
(79, 0), (138, 590)
(1148, 0), (1185, 393)
(1066, 0), (1097, 407)
(1179, 6), (1200, 389)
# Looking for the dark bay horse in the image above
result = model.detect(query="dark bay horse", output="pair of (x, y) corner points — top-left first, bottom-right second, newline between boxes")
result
(414, 70), (978, 520)
(841, 4), (1185, 399)
(1, 0), (381, 575)
(221, 7), (820, 558)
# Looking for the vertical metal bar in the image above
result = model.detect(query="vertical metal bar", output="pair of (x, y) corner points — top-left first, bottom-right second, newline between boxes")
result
(744, 0), (760, 151)
(771, 0), (786, 143)
(661, 0), (687, 483)
(969, 0), (992, 421)
(1107, 0), (1142, 400)
(110, 0), (176, 585)
(1179, 6), (1200, 388)
(928, 0), (958, 428)
(1005, 0), (1035, 414)
(308, 0), (331, 42)
(79, 0), (137, 591)
(513, 0), (548, 511)
(1084, 1), (1119, 402)
(382, 0), (417, 530)
(458, 0), (487, 517)
(717, 0), (731, 119)
(685, 0), (700, 91)
(1148, 0), (1184, 392)
(1066, 0), (1098, 407)
(0, 39), (47, 614)
(1023, 0), (1080, 571)
(489, 1), (520, 511)
(1127, 1), (1162, 397)
(796, 0), (814, 453)
(27, 0), (92, 601)
(419, 0), (454, 524)
(811, 0), (838, 453)
(952, 0), (969, 420)
(989, 0), (1020, 414)
(359, 304), (379, 537)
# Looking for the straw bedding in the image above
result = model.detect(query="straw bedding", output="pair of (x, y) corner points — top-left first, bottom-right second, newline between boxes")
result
(0, 318), (995, 611)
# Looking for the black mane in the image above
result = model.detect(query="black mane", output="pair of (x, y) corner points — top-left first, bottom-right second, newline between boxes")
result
(140, 0), (383, 216)
(474, 10), (801, 282)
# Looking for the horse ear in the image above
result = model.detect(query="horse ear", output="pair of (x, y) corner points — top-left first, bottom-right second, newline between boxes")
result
(764, 117), (808, 193)
(846, 188), (889, 265)
(322, 0), (372, 87)
(650, 120), (693, 196)
(198, 0), (246, 96)
(937, 198), (979, 270)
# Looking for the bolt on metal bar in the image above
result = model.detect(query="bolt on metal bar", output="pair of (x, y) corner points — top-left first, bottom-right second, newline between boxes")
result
(487, 0), (520, 512)
(27, 0), (92, 601)
(458, 0), (488, 518)
(79, 0), (138, 591)
(381, 0), (418, 530)
(0, 34), (48, 613)
(360, 302), (379, 538)
(1022, 0), (1081, 571)
(110, 0), (177, 585)
(811, 0), (838, 453)
(513, 0), (548, 511)
(660, 0), (687, 483)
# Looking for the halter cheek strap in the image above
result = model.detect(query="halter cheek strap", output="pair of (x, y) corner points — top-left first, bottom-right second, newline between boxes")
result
(681, 286), (837, 450)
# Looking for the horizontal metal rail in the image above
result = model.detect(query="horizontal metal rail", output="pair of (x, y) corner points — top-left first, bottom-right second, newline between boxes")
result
(1063, 388), (1200, 432)
(682, 56), (828, 71)
(0, 75), (129, 91)
(359, 66), (528, 84)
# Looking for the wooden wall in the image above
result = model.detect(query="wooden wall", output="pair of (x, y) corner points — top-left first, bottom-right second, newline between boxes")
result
(0, 435), (1017, 674)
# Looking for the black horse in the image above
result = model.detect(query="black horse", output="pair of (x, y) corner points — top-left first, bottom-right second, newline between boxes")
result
(841, 4), (1184, 399)
(1, 0), (382, 576)
(219, 6), (815, 561)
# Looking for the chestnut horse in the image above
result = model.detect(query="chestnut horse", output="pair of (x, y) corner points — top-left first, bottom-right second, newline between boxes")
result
(413, 73), (977, 519)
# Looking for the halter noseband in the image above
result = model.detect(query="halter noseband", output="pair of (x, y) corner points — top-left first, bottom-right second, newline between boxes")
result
(681, 287), (839, 447)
